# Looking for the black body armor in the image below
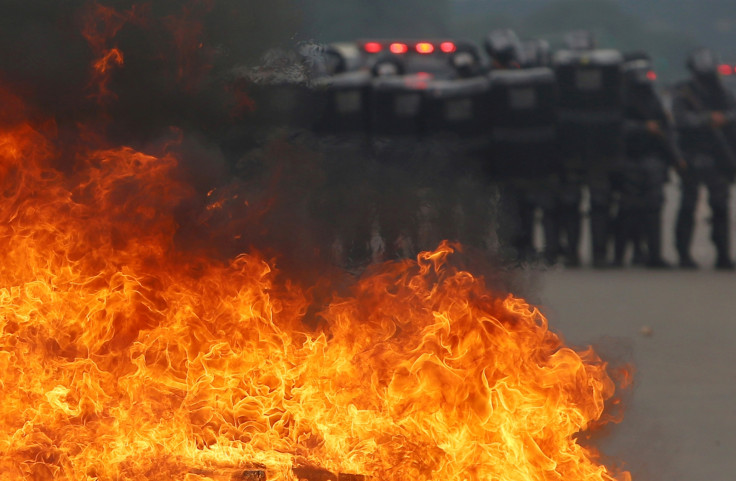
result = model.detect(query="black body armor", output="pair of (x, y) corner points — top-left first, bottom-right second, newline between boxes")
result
(313, 71), (373, 135)
(487, 67), (559, 176)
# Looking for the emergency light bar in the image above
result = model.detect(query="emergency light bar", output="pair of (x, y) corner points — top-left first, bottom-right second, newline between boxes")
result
(361, 40), (458, 55)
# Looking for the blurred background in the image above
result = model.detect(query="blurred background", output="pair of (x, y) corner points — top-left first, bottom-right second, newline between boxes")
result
(296, 0), (736, 81)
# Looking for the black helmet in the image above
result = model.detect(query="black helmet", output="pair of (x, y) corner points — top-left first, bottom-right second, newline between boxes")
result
(449, 42), (482, 77)
(686, 47), (725, 92)
(296, 41), (344, 78)
(623, 58), (656, 87)
(686, 47), (719, 76)
(321, 46), (347, 75)
(485, 29), (525, 68)
(564, 30), (597, 51)
(522, 39), (552, 68)
(371, 54), (405, 77)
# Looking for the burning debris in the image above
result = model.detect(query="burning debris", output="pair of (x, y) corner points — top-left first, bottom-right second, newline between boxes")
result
(0, 2), (631, 481)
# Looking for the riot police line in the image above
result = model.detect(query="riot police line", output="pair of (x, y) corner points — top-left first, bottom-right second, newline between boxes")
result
(236, 31), (736, 270)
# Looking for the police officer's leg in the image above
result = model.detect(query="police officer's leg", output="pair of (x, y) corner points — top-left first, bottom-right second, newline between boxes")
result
(376, 159), (416, 260)
(642, 207), (666, 267)
(345, 173), (377, 267)
(640, 183), (667, 267)
(642, 160), (668, 267)
(377, 188), (401, 260)
(704, 167), (734, 268)
(613, 205), (634, 266)
(412, 141), (449, 253)
(332, 143), (373, 267)
(496, 180), (529, 261)
(558, 173), (583, 266)
(458, 175), (492, 252)
(307, 148), (343, 266)
(540, 209), (561, 264)
(539, 175), (561, 264)
(625, 217), (646, 265)
(588, 167), (613, 267)
(517, 185), (539, 261)
(675, 169), (700, 267)
(432, 173), (458, 244)
(611, 166), (634, 266)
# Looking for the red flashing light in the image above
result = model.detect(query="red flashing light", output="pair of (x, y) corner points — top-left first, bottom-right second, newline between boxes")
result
(388, 43), (409, 54)
(646, 70), (657, 81)
(364, 42), (382, 54)
(440, 41), (457, 53)
(718, 64), (733, 76)
(390, 43), (409, 54)
(415, 42), (435, 54)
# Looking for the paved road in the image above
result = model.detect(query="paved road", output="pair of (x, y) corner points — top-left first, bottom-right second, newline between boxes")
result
(535, 268), (736, 481)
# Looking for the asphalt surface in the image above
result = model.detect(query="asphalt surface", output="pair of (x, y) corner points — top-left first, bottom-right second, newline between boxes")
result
(537, 268), (736, 481)
(532, 183), (736, 481)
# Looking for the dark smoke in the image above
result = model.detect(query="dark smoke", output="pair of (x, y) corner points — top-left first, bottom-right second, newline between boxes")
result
(0, 0), (526, 298)
(0, 0), (301, 140)
(0, 0), (313, 254)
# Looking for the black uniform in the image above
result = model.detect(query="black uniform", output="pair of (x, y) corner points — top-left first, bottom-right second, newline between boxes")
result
(369, 71), (427, 260)
(522, 39), (552, 69)
(369, 43), (489, 260)
(672, 48), (736, 269)
(487, 67), (560, 262)
(485, 30), (561, 263)
(310, 70), (375, 267)
(553, 48), (625, 267)
(423, 75), (493, 252)
(614, 59), (681, 267)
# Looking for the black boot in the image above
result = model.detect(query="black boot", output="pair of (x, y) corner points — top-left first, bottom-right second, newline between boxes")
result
(679, 255), (699, 269)
(647, 257), (672, 269)
(644, 208), (669, 269)
(715, 257), (736, 271)
(712, 206), (733, 271)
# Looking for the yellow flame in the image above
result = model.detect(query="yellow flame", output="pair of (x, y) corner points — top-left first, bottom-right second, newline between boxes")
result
(0, 119), (630, 481)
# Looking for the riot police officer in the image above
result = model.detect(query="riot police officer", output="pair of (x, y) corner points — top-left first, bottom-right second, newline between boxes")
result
(486, 29), (561, 263)
(422, 43), (492, 253)
(552, 32), (625, 267)
(672, 48), (736, 270)
(309, 50), (376, 268)
(613, 54), (682, 268)
(522, 39), (553, 69)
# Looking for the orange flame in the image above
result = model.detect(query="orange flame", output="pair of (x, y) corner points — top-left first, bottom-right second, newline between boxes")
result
(80, 1), (217, 102)
(0, 96), (630, 480)
(81, 2), (132, 102)
(163, 0), (216, 91)
(93, 48), (125, 76)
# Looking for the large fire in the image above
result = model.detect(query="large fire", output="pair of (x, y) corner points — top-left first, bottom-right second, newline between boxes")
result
(0, 112), (630, 480)
(0, 4), (630, 480)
